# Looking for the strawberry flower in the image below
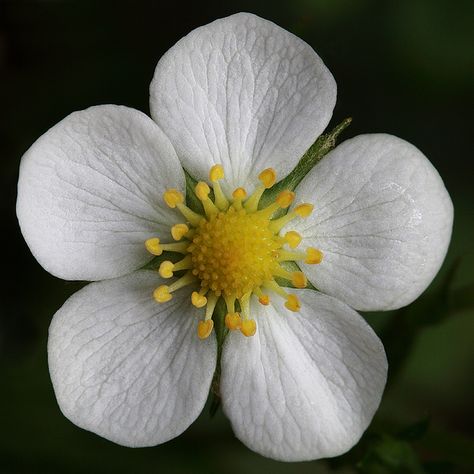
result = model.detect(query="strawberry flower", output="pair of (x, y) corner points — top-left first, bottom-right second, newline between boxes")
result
(16, 13), (452, 461)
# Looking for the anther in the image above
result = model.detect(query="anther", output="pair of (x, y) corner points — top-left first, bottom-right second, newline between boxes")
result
(197, 319), (214, 339)
(171, 223), (189, 241)
(209, 164), (224, 182)
(285, 294), (301, 312)
(159, 261), (174, 278)
(305, 248), (323, 264)
(232, 187), (247, 200)
(191, 291), (207, 308)
(240, 319), (257, 337)
(145, 237), (162, 256)
(232, 187), (247, 210)
(259, 168), (276, 189)
(294, 203), (314, 217)
(153, 285), (172, 303)
(258, 295), (270, 305)
(276, 190), (295, 209)
(245, 168), (278, 212)
(291, 271), (307, 289)
(195, 181), (211, 201)
(284, 231), (302, 249)
(163, 189), (184, 208)
(225, 312), (242, 330)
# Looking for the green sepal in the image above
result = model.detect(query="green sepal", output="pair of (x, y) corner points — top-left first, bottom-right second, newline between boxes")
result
(184, 169), (204, 214)
(259, 117), (352, 209)
(209, 297), (228, 417)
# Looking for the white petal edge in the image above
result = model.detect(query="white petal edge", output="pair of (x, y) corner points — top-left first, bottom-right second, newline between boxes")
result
(48, 270), (216, 447)
(220, 290), (387, 462)
(150, 12), (336, 193)
(291, 134), (454, 311)
(17, 105), (185, 281)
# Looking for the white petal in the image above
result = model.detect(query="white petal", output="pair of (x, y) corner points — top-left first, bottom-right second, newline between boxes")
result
(221, 290), (387, 461)
(48, 270), (216, 447)
(17, 105), (184, 281)
(292, 134), (453, 311)
(150, 12), (336, 192)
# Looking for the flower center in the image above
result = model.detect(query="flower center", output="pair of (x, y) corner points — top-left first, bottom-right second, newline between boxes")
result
(144, 165), (323, 339)
(190, 207), (280, 298)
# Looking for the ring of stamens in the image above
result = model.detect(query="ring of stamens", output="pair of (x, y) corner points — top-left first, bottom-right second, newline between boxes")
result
(145, 165), (323, 339)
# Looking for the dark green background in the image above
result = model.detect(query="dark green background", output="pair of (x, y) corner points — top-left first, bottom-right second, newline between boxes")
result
(1, 1), (473, 473)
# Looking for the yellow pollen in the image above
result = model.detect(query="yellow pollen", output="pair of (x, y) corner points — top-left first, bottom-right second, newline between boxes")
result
(225, 312), (242, 330)
(197, 319), (214, 339)
(153, 285), (172, 303)
(294, 203), (314, 217)
(147, 164), (322, 339)
(171, 223), (189, 241)
(276, 190), (295, 208)
(291, 271), (307, 289)
(195, 181), (211, 201)
(284, 231), (302, 248)
(259, 168), (277, 188)
(209, 164), (224, 182)
(163, 189), (184, 208)
(240, 319), (257, 337)
(159, 261), (174, 278)
(258, 294), (270, 305)
(191, 291), (207, 308)
(145, 237), (162, 256)
(285, 294), (301, 312)
(232, 187), (247, 200)
(306, 248), (323, 264)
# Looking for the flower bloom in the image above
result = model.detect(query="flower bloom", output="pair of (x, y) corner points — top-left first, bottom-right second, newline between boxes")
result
(16, 13), (453, 462)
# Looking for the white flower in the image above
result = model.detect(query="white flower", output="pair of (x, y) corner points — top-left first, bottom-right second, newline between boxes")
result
(16, 13), (453, 462)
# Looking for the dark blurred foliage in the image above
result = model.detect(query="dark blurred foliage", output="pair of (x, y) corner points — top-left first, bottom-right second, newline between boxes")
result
(1, 0), (473, 473)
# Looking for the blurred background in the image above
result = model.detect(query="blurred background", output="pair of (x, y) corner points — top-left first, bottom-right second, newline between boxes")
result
(1, 0), (473, 473)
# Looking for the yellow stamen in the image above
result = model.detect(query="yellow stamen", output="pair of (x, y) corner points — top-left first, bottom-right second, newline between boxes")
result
(294, 203), (314, 217)
(259, 168), (276, 188)
(306, 248), (323, 264)
(209, 165), (229, 211)
(276, 190), (295, 209)
(195, 181), (210, 200)
(239, 291), (251, 320)
(157, 242), (189, 254)
(176, 202), (203, 226)
(284, 231), (302, 249)
(159, 261), (174, 278)
(153, 285), (172, 303)
(149, 164), (320, 339)
(197, 319), (214, 339)
(244, 168), (277, 212)
(259, 295), (270, 305)
(209, 165), (224, 182)
(145, 237), (162, 256)
(225, 312), (242, 330)
(291, 271), (307, 289)
(191, 291), (207, 308)
(163, 189), (184, 208)
(240, 319), (257, 337)
(171, 223), (189, 241)
(285, 294), (301, 312)
(276, 249), (306, 262)
(204, 293), (218, 321)
(195, 181), (219, 216)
